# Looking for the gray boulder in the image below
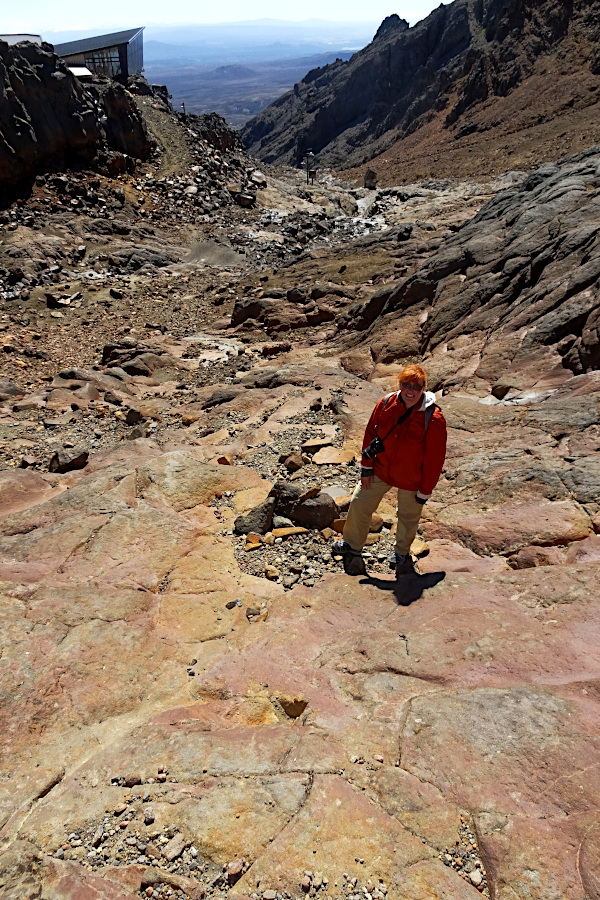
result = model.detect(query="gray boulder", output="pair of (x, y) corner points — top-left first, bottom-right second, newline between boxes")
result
(234, 498), (275, 535)
(0, 379), (23, 402)
(269, 481), (338, 530)
(48, 448), (89, 474)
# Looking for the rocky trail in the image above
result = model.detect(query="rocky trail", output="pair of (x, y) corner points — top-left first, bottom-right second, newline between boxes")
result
(1, 63), (600, 900)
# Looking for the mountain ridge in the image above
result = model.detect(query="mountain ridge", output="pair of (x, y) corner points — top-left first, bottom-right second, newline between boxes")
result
(241, 0), (600, 178)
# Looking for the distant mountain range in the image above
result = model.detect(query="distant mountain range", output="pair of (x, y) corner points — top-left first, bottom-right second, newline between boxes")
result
(44, 20), (377, 65)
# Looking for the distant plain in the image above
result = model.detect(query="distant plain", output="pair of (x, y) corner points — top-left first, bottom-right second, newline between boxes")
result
(142, 20), (375, 126)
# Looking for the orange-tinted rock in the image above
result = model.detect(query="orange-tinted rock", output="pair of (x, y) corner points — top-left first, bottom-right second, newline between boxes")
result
(312, 446), (355, 465)
(369, 513), (384, 532)
(181, 412), (201, 425)
(271, 527), (309, 538)
(278, 694), (308, 718)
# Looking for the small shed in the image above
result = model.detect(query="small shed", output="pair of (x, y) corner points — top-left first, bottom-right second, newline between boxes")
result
(53, 27), (144, 81)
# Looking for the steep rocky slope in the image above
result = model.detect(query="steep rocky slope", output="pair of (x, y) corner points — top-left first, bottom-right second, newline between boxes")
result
(242, 0), (600, 180)
(2, 50), (600, 900)
(333, 147), (600, 391)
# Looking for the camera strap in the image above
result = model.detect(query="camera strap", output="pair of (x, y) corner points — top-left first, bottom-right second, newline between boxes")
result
(376, 393), (437, 443)
(376, 394), (414, 442)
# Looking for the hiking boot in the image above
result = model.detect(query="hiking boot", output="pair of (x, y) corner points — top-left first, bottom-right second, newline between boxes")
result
(390, 552), (416, 576)
(332, 540), (361, 557)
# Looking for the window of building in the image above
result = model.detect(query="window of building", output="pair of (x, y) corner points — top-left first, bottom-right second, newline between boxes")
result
(84, 47), (121, 78)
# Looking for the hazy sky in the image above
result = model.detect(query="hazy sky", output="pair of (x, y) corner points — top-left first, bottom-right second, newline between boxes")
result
(5, 0), (445, 35)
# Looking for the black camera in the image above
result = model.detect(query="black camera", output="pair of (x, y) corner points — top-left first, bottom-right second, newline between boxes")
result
(363, 436), (385, 460)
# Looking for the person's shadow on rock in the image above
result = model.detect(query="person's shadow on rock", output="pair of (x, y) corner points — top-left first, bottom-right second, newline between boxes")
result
(358, 571), (446, 606)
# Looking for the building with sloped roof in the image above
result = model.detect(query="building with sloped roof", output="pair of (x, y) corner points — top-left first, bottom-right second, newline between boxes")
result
(53, 27), (143, 81)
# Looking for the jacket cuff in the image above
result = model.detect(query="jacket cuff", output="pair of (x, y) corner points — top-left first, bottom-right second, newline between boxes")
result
(361, 466), (374, 478)
(416, 490), (431, 505)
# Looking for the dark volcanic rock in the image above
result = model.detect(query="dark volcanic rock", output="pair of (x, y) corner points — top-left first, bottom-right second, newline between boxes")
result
(241, 0), (600, 169)
(0, 40), (102, 198)
(108, 246), (178, 273)
(234, 498), (276, 535)
(48, 448), (89, 474)
(270, 481), (339, 529)
(87, 80), (155, 160)
(357, 145), (600, 387)
(0, 42), (154, 203)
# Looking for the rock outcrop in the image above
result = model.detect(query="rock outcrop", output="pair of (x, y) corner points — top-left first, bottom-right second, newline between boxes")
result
(242, 0), (600, 175)
(343, 146), (600, 392)
(0, 40), (153, 201)
(0, 40), (102, 198)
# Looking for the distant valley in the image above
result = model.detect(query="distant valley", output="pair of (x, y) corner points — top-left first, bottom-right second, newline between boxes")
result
(139, 20), (376, 126)
(144, 52), (355, 126)
(45, 19), (377, 127)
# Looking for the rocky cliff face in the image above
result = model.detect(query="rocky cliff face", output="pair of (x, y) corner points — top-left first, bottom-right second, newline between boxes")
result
(0, 40), (153, 202)
(241, 0), (600, 172)
(333, 146), (600, 392)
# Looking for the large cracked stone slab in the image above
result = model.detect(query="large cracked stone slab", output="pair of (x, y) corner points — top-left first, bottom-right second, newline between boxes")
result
(233, 774), (434, 896)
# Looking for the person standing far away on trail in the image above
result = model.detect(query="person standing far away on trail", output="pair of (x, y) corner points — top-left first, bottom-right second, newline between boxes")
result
(332, 364), (447, 577)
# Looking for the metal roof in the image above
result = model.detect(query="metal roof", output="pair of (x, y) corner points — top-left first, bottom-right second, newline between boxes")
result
(53, 27), (143, 57)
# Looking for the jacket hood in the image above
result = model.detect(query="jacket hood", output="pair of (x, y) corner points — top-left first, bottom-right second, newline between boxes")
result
(419, 390), (436, 411)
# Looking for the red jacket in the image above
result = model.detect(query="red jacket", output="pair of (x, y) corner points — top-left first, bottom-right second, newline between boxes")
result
(361, 390), (447, 499)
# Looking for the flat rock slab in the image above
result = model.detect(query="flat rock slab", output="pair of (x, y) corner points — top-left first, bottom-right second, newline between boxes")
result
(0, 468), (62, 516)
(233, 774), (435, 895)
(2, 368), (600, 900)
(425, 498), (592, 554)
(312, 446), (356, 465)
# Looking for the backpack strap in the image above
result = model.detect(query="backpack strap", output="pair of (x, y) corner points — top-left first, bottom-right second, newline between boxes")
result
(376, 394), (437, 441)
(424, 403), (437, 435)
(381, 391), (398, 411)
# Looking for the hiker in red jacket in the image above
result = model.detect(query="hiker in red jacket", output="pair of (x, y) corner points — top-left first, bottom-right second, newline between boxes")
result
(333, 364), (447, 575)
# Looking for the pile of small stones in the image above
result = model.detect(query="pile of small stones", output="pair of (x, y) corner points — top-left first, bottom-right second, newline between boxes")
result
(50, 781), (248, 898)
(246, 869), (389, 900)
(440, 819), (489, 895)
(232, 523), (398, 589)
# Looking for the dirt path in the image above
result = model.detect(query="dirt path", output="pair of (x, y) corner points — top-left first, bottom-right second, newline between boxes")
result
(136, 98), (192, 177)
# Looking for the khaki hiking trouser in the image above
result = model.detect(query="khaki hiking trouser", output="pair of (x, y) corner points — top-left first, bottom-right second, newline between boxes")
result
(343, 475), (423, 556)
